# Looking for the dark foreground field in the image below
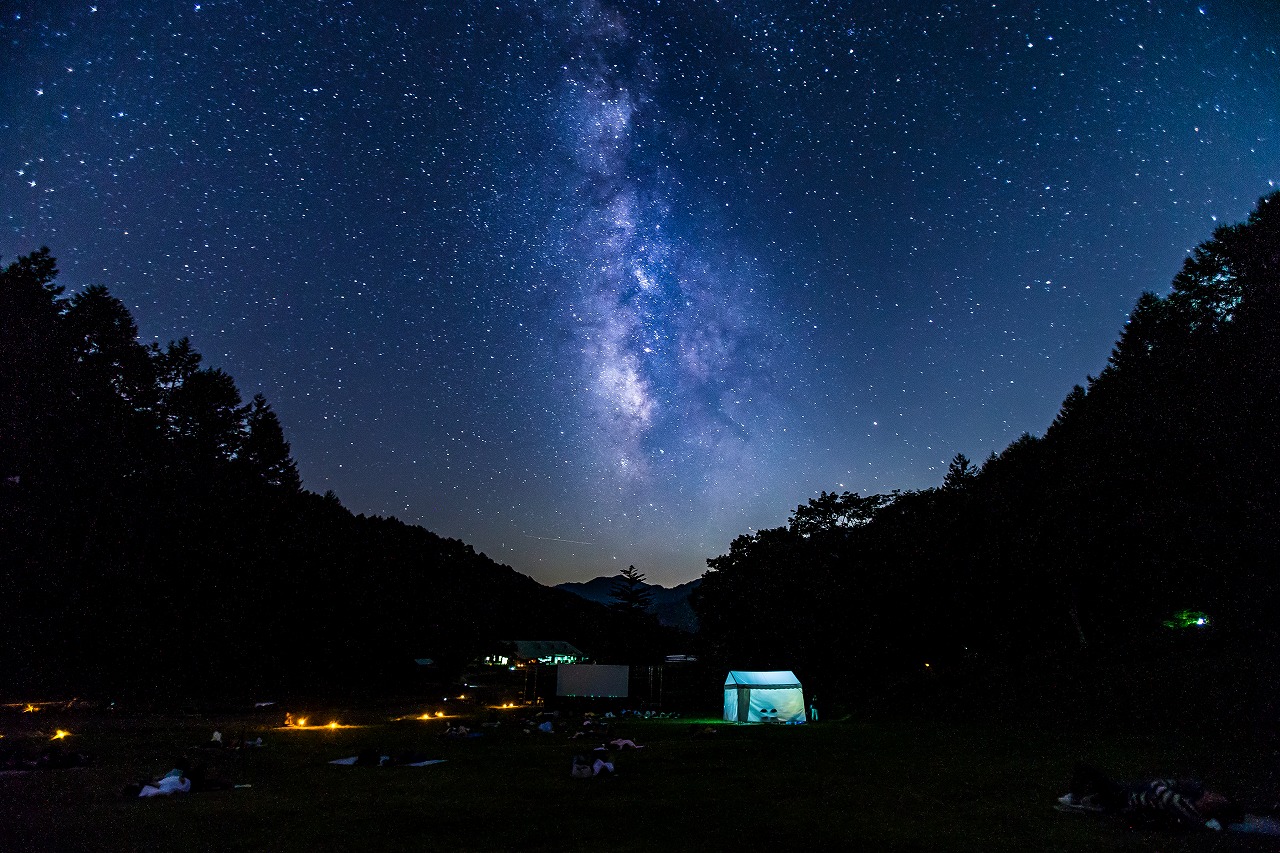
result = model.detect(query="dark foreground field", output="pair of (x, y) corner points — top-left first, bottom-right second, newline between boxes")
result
(3, 703), (1280, 852)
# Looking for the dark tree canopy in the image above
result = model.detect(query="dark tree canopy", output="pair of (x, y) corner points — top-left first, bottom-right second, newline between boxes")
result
(693, 192), (1280, 716)
(788, 490), (889, 536)
(942, 454), (976, 491)
(0, 251), (664, 700)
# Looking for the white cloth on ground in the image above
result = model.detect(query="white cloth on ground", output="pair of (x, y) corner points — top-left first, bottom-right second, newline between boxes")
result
(139, 775), (191, 797)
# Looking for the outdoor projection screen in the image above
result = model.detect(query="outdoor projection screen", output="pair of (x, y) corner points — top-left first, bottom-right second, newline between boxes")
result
(556, 664), (630, 697)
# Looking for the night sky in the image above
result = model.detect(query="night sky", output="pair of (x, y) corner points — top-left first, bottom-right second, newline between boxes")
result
(3, 1), (1277, 586)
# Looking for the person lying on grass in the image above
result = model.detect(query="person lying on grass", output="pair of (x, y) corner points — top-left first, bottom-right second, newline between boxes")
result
(330, 749), (445, 767)
(608, 737), (644, 750)
(124, 758), (235, 797)
(569, 752), (615, 778)
(1062, 764), (1240, 829)
(125, 762), (191, 798)
(583, 715), (610, 731)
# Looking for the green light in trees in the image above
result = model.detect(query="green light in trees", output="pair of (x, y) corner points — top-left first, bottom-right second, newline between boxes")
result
(1162, 610), (1210, 629)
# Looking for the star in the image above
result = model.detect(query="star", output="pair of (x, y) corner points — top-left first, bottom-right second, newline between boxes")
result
(0, 0), (1273, 585)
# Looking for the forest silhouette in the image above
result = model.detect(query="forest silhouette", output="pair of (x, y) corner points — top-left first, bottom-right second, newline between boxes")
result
(0, 250), (674, 700)
(693, 191), (1280, 719)
(2, 192), (1278, 711)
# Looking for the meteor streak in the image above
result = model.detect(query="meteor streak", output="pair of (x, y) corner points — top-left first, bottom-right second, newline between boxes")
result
(524, 534), (595, 546)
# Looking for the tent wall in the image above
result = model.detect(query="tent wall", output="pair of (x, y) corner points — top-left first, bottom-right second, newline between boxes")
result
(738, 686), (805, 723)
(724, 685), (741, 722)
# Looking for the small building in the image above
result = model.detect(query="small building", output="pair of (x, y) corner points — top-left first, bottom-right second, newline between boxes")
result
(484, 640), (587, 667)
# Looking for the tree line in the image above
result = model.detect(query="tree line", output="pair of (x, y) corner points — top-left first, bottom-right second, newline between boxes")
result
(5, 191), (1277, 711)
(0, 250), (673, 701)
(691, 192), (1280, 719)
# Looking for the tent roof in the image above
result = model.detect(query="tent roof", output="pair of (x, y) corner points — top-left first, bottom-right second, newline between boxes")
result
(724, 670), (801, 688)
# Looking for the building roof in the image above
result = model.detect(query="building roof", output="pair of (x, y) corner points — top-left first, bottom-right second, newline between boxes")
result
(503, 640), (586, 660)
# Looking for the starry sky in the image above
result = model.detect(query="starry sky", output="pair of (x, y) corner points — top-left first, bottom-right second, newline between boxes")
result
(3, 1), (1278, 586)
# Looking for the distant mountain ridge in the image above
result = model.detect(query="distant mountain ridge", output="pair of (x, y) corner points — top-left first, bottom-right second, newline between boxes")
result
(555, 576), (701, 633)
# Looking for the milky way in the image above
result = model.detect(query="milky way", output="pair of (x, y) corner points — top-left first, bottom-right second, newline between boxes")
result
(3, 1), (1277, 584)
(550, 1), (801, 524)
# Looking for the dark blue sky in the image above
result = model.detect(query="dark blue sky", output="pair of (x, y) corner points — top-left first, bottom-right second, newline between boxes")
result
(4, 1), (1277, 585)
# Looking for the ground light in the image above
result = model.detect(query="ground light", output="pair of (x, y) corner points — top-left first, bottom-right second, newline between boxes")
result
(1, 700), (83, 712)
(280, 715), (362, 730)
(51, 729), (70, 740)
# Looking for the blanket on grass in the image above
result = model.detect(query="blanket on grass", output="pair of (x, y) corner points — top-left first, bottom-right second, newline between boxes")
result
(329, 756), (445, 767)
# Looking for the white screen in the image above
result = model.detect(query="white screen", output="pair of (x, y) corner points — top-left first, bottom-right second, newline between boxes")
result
(556, 664), (630, 697)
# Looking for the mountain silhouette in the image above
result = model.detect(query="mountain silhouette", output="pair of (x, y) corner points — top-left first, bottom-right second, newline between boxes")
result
(556, 575), (701, 633)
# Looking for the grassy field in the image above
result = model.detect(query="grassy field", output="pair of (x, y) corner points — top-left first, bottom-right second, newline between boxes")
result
(3, 701), (1279, 852)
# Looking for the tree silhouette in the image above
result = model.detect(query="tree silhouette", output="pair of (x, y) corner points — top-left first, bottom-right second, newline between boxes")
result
(610, 565), (654, 614)
(0, 248), (66, 485)
(942, 454), (976, 491)
(166, 367), (249, 463)
(242, 394), (301, 490)
(0, 247), (638, 698)
(788, 490), (888, 536)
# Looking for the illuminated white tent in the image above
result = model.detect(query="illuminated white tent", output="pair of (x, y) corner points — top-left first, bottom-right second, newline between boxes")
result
(723, 670), (806, 723)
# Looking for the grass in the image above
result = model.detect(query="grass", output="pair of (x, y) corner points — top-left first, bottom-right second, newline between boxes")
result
(2, 702), (1279, 852)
